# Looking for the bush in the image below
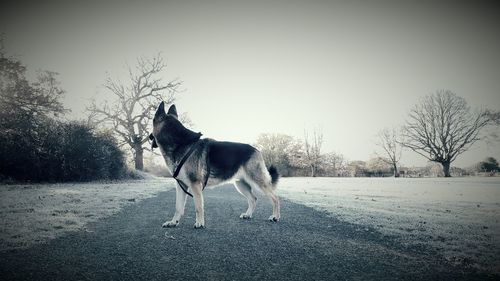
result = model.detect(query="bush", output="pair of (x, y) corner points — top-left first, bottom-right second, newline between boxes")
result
(57, 122), (126, 181)
(0, 118), (127, 182)
(479, 157), (499, 173)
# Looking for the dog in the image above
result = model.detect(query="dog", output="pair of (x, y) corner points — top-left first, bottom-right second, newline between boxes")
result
(150, 102), (280, 228)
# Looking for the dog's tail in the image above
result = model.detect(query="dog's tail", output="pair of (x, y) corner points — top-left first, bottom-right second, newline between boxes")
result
(268, 165), (279, 188)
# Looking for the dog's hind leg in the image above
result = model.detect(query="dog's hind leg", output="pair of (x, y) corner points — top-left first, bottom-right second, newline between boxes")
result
(234, 180), (257, 219)
(243, 157), (280, 222)
(244, 176), (280, 222)
(162, 184), (188, 228)
(263, 188), (280, 222)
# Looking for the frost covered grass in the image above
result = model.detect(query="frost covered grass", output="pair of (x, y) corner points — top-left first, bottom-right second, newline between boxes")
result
(0, 177), (174, 251)
(2, 175), (499, 275)
(279, 177), (500, 274)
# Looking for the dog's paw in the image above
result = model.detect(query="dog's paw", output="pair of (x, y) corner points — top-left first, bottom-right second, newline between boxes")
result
(162, 220), (179, 228)
(193, 222), (205, 229)
(268, 215), (279, 222)
(239, 213), (252, 219)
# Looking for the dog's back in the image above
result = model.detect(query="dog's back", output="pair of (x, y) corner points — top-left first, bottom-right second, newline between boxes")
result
(207, 140), (256, 180)
(202, 139), (278, 189)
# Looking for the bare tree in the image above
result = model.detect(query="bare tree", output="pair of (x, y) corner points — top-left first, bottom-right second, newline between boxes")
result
(347, 160), (367, 177)
(1, 43), (67, 120)
(376, 127), (402, 177)
(303, 128), (323, 177)
(401, 90), (496, 177)
(254, 133), (302, 176)
(87, 54), (181, 170)
(323, 152), (347, 177)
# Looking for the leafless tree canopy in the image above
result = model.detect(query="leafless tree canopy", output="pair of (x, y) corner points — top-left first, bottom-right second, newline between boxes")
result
(303, 129), (323, 177)
(87, 54), (181, 170)
(323, 152), (348, 177)
(401, 90), (494, 177)
(376, 127), (402, 177)
(254, 133), (303, 176)
(1, 48), (66, 120)
(255, 132), (349, 177)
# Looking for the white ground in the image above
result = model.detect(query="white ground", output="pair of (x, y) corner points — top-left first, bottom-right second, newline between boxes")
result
(278, 177), (500, 274)
(0, 177), (174, 250)
(1, 176), (499, 274)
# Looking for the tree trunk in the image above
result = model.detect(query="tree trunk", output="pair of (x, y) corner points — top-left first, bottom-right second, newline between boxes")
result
(134, 145), (144, 171)
(393, 163), (399, 178)
(441, 161), (451, 177)
(310, 165), (316, 177)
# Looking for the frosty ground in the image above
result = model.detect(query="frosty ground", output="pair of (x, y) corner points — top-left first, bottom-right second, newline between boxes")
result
(279, 177), (500, 274)
(1, 176), (499, 278)
(0, 176), (171, 250)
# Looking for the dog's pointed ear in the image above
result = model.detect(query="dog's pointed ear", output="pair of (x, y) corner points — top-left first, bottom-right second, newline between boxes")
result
(167, 104), (178, 117)
(154, 101), (165, 120)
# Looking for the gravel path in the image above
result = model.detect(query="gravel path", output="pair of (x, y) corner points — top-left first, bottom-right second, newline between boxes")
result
(0, 186), (496, 280)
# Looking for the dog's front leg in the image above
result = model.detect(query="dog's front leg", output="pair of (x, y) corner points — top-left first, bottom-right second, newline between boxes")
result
(162, 184), (188, 228)
(191, 183), (205, 229)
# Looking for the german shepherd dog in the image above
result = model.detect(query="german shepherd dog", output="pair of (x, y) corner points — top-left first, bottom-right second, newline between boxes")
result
(150, 102), (280, 228)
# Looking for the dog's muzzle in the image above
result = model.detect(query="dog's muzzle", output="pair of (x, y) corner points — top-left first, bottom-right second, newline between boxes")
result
(149, 133), (158, 149)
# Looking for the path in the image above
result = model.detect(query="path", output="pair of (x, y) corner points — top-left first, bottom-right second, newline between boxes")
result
(0, 186), (495, 280)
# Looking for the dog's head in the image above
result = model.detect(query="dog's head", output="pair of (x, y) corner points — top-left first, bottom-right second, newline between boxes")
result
(150, 102), (201, 151)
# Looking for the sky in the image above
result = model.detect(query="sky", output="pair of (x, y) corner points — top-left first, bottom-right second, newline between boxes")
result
(1, 0), (499, 167)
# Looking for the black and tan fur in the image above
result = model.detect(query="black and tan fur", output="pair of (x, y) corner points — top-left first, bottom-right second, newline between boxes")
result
(151, 102), (280, 228)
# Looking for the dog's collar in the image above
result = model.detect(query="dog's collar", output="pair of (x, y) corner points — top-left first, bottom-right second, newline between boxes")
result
(172, 141), (199, 179)
(172, 140), (209, 197)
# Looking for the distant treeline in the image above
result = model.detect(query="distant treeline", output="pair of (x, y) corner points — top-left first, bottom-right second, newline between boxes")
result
(253, 133), (498, 178)
(0, 48), (128, 182)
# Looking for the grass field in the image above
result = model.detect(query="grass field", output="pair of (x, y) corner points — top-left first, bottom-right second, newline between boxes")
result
(0, 177), (174, 250)
(279, 177), (500, 274)
(1, 176), (499, 274)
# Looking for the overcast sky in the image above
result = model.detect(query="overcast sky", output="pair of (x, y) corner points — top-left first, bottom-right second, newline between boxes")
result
(1, 0), (499, 167)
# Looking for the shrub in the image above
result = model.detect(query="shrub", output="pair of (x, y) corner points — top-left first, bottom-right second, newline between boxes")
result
(0, 118), (127, 182)
(479, 157), (499, 173)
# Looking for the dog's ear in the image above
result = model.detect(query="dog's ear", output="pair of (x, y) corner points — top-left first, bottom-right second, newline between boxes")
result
(167, 104), (178, 117)
(154, 101), (166, 121)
